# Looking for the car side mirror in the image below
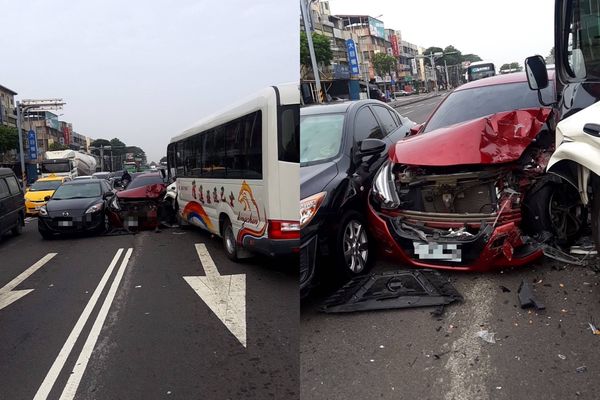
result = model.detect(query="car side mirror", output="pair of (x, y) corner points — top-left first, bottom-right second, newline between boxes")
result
(409, 124), (423, 136)
(525, 55), (549, 90)
(44, 196), (51, 201)
(358, 138), (386, 158)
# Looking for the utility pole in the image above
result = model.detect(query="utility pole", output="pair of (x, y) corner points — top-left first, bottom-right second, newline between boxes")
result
(300, 0), (323, 103)
(444, 59), (450, 90)
(15, 99), (65, 185)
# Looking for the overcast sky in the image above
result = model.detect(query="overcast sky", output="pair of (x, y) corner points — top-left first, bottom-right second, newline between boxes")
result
(1, 0), (298, 163)
(327, 0), (554, 69)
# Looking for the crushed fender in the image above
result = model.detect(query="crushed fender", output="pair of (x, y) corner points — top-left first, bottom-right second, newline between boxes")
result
(320, 269), (462, 313)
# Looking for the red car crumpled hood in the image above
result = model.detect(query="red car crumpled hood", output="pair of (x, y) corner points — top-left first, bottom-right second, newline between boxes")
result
(117, 183), (166, 199)
(390, 107), (552, 166)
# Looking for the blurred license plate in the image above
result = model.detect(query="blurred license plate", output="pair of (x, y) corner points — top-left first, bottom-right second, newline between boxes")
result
(58, 220), (73, 227)
(413, 242), (461, 262)
(125, 217), (138, 227)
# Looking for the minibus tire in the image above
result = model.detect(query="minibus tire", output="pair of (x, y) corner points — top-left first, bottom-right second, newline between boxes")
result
(12, 214), (23, 236)
(222, 219), (239, 261)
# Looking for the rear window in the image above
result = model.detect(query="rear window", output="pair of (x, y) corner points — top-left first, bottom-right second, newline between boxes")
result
(424, 82), (555, 133)
(0, 179), (9, 198)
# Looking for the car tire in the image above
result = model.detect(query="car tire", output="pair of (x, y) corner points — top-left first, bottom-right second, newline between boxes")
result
(12, 214), (23, 236)
(335, 211), (371, 279)
(523, 181), (586, 246)
(221, 218), (239, 262)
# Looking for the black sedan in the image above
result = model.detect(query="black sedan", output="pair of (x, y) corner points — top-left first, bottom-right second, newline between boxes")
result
(300, 100), (415, 294)
(38, 180), (115, 239)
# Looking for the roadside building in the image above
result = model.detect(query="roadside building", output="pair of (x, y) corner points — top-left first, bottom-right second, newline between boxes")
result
(0, 84), (18, 128)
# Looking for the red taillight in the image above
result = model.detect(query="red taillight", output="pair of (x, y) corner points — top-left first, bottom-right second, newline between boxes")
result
(268, 220), (300, 240)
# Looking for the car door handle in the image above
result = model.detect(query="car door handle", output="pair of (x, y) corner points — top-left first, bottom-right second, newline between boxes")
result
(583, 123), (600, 137)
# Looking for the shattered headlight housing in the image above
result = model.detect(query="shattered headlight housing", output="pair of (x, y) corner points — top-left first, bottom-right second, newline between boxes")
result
(39, 206), (48, 216)
(372, 161), (400, 209)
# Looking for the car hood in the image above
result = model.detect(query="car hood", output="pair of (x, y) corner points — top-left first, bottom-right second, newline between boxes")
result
(46, 197), (102, 213)
(300, 160), (339, 199)
(117, 183), (166, 200)
(25, 190), (55, 201)
(389, 107), (553, 166)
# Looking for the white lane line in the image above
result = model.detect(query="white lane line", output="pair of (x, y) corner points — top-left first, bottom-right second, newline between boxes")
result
(33, 248), (125, 400)
(59, 248), (133, 400)
(0, 253), (57, 311)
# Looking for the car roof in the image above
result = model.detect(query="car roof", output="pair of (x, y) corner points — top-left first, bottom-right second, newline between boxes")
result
(301, 99), (387, 116)
(0, 167), (16, 176)
(456, 71), (556, 91)
(62, 179), (102, 186)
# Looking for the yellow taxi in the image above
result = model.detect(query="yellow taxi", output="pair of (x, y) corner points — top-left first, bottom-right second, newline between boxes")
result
(24, 176), (70, 215)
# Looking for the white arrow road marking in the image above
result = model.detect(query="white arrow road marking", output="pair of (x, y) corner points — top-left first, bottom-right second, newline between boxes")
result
(0, 253), (57, 311)
(184, 243), (247, 347)
(59, 248), (133, 400)
(34, 248), (128, 400)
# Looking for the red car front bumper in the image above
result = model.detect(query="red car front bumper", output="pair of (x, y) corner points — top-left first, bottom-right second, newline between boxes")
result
(367, 201), (543, 272)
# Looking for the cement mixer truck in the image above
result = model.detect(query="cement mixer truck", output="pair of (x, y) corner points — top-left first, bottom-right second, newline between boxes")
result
(41, 150), (97, 179)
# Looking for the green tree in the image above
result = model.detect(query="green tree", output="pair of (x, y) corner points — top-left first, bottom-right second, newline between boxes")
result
(509, 62), (523, 71)
(110, 138), (127, 155)
(372, 53), (397, 78)
(461, 54), (483, 63)
(0, 125), (19, 153)
(546, 47), (555, 64)
(300, 31), (333, 67)
(443, 45), (462, 66)
(422, 47), (444, 66)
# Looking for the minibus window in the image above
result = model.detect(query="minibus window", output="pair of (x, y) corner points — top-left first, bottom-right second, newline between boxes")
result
(278, 106), (299, 163)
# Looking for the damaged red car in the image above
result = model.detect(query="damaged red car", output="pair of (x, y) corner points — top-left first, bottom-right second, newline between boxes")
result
(368, 72), (585, 271)
(108, 172), (168, 230)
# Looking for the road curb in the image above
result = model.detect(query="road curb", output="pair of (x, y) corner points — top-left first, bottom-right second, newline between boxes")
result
(390, 93), (443, 108)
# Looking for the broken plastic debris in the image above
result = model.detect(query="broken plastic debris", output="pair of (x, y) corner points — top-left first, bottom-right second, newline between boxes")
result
(576, 366), (588, 373)
(476, 330), (496, 344)
(558, 354), (566, 360)
(518, 280), (545, 310)
(135, 285), (142, 288)
(542, 244), (586, 266)
(588, 322), (600, 335)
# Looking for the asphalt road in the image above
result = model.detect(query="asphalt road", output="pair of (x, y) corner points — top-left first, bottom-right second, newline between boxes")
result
(0, 218), (298, 400)
(300, 97), (600, 400)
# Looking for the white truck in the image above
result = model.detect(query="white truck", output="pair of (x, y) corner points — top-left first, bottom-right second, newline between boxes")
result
(41, 150), (97, 179)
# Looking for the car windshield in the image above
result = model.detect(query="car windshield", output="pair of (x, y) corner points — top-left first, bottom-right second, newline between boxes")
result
(423, 82), (555, 133)
(126, 175), (164, 189)
(29, 180), (62, 192)
(52, 182), (101, 199)
(300, 113), (345, 165)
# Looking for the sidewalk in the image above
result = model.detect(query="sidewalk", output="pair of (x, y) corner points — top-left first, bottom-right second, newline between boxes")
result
(389, 91), (445, 108)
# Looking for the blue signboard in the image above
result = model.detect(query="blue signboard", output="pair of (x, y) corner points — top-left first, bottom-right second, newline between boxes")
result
(28, 129), (38, 160)
(346, 39), (360, 76)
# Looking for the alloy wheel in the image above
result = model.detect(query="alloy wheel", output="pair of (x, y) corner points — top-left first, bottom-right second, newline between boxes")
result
(343, 220), (368, 274)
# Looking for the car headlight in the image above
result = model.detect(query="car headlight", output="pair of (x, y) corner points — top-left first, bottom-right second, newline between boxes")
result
(300, 192), (326, 228)
(110, 195), (120, 210)
(85, 202), (104, 214)
(39, 206), (48, 216)
(372, 161), (400, 209)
